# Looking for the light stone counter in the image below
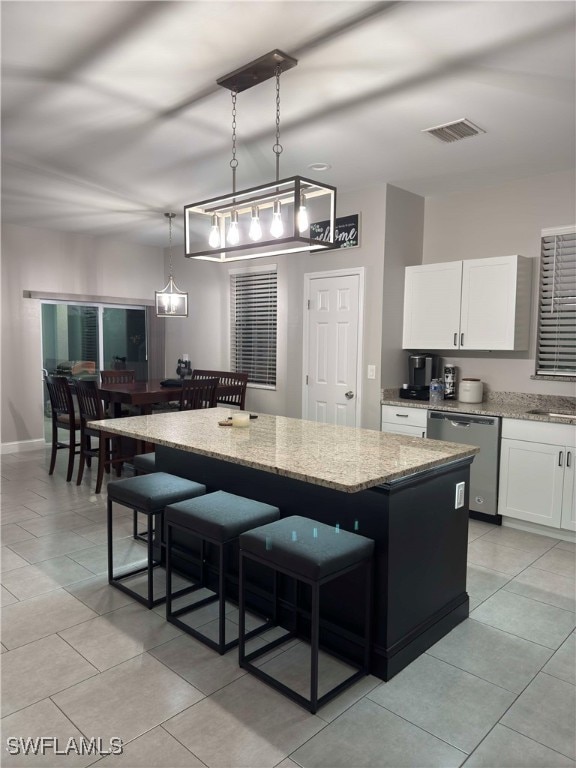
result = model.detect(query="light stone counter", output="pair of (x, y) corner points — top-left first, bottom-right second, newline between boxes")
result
(89, 406), (478, 493)
(382, 390), (576, 426)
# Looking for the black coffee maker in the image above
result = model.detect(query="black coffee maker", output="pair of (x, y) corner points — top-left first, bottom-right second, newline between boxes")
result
(399, 353), (440, 400)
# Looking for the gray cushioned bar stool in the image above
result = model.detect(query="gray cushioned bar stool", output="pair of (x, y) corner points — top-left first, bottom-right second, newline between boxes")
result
(107, 472), (206, 609)
(165, 491), (280, 654)
(238, 515), (374, 714)
(131, 452), (157, 542)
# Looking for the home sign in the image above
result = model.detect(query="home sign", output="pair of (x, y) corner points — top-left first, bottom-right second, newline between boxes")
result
(310, 213), (359, 249)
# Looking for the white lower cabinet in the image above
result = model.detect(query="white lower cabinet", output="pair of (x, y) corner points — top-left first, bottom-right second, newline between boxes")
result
(499, 419), (575, 531)
(381, 405), (426, 438)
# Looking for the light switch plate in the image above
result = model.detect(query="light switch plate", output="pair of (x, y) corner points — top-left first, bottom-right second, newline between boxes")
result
(455, 482), (465, 509)
(367, 364), (376, 380)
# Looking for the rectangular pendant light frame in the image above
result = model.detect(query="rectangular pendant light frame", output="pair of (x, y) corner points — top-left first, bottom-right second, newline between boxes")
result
(184, 175), (336, 262)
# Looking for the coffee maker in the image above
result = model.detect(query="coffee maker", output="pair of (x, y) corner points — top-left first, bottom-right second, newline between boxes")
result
(399, 353), (440, 400)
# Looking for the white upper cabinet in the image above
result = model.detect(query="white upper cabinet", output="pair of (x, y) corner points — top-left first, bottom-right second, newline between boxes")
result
(402, 255), (532, 351)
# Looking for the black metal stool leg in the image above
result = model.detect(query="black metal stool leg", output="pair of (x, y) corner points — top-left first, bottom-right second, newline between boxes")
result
(218, 542), (226, 653)
(238, 552), (246, 664)
(310, 581), (320, 714)
(107, 498), (114, 584)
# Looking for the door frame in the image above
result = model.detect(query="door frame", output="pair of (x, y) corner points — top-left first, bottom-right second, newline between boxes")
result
(302, 267), (365, 425)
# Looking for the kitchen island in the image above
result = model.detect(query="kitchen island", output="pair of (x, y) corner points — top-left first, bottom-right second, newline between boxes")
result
(91, 407), (478, 680)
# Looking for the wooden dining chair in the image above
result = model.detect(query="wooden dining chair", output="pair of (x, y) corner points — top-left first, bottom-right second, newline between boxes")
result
(191, 369), (248, 409)
(45, 375), (79, 481)
(75, 380), (130, 493)
(100, 369), (136, 385)
(180, 378), (219, 411)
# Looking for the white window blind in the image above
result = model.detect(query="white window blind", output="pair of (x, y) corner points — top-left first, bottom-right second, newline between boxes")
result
(230, 268), (277, 387)
(536, 226), (576, 376)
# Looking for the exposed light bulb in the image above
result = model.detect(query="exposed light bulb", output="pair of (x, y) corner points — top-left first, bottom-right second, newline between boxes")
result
(270, 200), (284, 238)
(163, 294), (170, 310)
(227, 210), (240, 245)
(249, 207), (262, 241)
(297, 194), (309, 233)
(208, 214), (221, 248)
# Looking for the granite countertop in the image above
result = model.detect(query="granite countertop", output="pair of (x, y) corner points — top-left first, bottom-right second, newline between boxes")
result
(89, 406), (478, 493)
(381, 390), (576, 426)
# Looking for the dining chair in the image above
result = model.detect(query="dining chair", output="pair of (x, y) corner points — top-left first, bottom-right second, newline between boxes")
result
(191, 369), (248, 409)
(100, 369), (136, 385)
(180, 378), (219, 411)
(75, 380), (130, 493)
(45, 375), (79, 481)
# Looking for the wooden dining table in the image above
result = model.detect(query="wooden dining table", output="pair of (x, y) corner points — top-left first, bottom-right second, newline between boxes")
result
(98, 379), (183, 417)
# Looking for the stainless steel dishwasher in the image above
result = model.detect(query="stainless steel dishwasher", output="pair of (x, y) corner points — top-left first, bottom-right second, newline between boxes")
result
(427, 411), (501, 519)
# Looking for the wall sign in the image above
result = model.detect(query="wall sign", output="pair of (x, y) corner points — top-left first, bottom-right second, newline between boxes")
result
(310, 213), (359, 249)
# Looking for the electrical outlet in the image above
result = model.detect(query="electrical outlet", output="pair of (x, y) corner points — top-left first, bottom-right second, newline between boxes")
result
(455, 482), (465, 509)
(367, 364), (376, 380)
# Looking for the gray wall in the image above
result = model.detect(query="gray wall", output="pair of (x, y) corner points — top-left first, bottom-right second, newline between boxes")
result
(1, 223), (164, 446)
(422, 170), (576, 397)
(167, 184), (399, 430)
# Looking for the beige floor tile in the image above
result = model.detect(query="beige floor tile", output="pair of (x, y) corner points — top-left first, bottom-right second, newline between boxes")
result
(481, 526), (559, 555)
(466, 563), (511, 602)
(1, 635), (97, 717)
(68, 538), (148, 575)
(17, 512), (95, 538)
(556, 541), (576, 553)
(463, 724), (575, 767)
(1, 585), (19, 606)
(1, 589), (98, 649)
(64, 574), (134, 614)
(164, 673), (325, 768)
(0, 507), (42, 526)
(1, 547), (29, 572)
(504, 565), (576, 613)
(467, 539), (540, 576)
(543, 633), (576, 686)
(1, 556), (95, 600)
(96, 725), (204, 767)
(533, 548), (576, 579)
(53, 653), (204, 745)
(468, 520), (499, 542)
(72, 517), (134, 545)
(6, 532), (95, 564)
(59, 602), (182, 671)
(1, 524), (36, 546)
(0, 699), (97, 768)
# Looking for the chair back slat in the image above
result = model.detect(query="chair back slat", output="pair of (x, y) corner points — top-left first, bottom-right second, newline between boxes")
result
(191, 369), (248, 409)
(100, 370), (136, 385)
(45, 376), (75, 420)
(75, 380), (106, 422)
(180, 378), (219, 411)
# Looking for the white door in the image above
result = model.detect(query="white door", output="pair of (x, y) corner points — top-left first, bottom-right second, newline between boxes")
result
(402, 262), (462, 350)
(304, 270), (363, 426)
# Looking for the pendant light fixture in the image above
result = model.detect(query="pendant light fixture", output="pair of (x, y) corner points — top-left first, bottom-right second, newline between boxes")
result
(184, 50), (336, 263)
(155, 212), (189, 317)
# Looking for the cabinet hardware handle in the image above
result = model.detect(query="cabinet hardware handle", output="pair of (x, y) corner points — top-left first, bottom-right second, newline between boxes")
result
(568, 451), (572, 468)
(558, 451), (564, 467)
(395, 414), (409, 418)
(453, 332), (457, 347)
(460, 333), (464, 347)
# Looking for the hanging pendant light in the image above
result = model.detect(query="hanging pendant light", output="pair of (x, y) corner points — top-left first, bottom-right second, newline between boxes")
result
(155, 212), (189, 317)
(184, 50), (336, 262)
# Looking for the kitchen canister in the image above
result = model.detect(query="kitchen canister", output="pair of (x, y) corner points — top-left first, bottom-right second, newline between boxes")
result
(458, 378), (483, 403)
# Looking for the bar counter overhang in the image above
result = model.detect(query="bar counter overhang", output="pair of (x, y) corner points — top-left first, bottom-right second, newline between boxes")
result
(90, 407), (478, 681)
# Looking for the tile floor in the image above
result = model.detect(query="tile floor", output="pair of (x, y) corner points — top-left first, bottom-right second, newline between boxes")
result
(1, 447), (575, 768)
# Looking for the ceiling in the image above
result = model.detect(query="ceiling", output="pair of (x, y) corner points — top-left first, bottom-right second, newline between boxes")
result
(1, 0), (575, 247)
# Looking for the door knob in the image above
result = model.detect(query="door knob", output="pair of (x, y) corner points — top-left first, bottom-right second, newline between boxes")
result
(345, 391), (354, 399)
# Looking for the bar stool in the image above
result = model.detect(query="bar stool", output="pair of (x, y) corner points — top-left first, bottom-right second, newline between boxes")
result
(132, 453), (157, 542)
(107, 473), (206, 609)
(238, 515), (374, 714)
(164, 491), (280, 654)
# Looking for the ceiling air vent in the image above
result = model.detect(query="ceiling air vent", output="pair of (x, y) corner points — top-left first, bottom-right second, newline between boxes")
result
(423, 119), (485, 143)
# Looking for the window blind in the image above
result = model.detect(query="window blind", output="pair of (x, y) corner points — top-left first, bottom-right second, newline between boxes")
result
(230, 268), (277, 387)
(536, 227), (576, 375)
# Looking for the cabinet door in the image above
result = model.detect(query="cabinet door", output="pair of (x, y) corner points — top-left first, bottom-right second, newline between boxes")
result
(402, 262), (462, 349)
(561, 447), (576, 531)
(382, 423), (426, 438)
(499, 439), (564, 527)
(460, 256), (519, 350)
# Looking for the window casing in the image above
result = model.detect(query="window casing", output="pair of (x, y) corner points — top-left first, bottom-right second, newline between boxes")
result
(230, 266), (277, 388)
(536, 226), (576, 376)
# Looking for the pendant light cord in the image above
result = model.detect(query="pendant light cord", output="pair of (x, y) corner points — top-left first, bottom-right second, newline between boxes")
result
(165, 211), (175, 278)
(230, 89), (238, 197)
(273, 66), (283, 183)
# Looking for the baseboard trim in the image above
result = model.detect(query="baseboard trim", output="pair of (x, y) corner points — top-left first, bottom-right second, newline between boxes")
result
(502, 516), (576, 543)
(1, 439), (46, 455)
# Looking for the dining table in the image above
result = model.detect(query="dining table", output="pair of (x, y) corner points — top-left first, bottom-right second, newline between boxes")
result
(98, 378), (184, 417)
